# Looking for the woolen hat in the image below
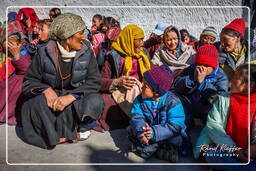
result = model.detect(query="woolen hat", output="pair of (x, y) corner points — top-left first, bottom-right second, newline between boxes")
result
(223, 18), (246, 37)
(8, 12), (17, 21)
(194, 44), (219, 69)
(48, 13), (86, 40)
(153, 22), (170, 36)
(201, 26), (217, 39)
(143, 64), (173, 96)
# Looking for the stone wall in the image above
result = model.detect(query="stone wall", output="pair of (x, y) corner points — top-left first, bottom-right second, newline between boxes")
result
(1, 0), (248, 39)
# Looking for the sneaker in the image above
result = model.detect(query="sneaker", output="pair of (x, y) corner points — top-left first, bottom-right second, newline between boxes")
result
(79, 130), (91, 141)
(155, 146), (179, 163)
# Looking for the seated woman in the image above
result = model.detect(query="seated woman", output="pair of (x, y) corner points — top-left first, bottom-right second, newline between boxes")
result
(194, 64), (256, 171)
(21, 13), (104, 149)
(219, 18), (256, 80)
(174, 44), (228, 125)
(98, 24), (151, 131)
(0, 24), (31, 125)
(151, 25), (195, 76)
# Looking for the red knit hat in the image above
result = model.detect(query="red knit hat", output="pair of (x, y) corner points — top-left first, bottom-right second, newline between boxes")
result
(194, 44), (219, 69)
(223, 18), (246, 37)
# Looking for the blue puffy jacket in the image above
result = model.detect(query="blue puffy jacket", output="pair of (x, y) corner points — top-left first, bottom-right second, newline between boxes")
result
(130, 91), (186, 142)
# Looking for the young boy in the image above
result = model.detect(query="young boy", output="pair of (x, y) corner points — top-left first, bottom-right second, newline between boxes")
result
(174, 44), (229, 125)
(129, 64), (186, 162)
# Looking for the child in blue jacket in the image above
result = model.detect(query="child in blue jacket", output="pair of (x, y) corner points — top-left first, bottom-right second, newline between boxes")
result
(174, 44), (228, 125)
(129, 64), (186, 162)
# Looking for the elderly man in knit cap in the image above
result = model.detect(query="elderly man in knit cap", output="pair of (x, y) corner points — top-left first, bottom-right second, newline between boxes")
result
(21, 13), (104, 149)
(129, 64), (187, 162)
(174, 44), (228, 125)
(190, 26), (217, 52)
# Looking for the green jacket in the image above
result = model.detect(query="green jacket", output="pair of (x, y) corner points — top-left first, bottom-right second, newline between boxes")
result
(193, 95), (236, 159)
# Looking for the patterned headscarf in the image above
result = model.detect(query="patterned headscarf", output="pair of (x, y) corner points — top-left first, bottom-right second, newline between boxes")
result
(0, 24), (7, 44)
(111, 24), (151, 76)
(163, 25), (182, 59)
(0, 23), (22, 44)
(48, 13), (86, 40)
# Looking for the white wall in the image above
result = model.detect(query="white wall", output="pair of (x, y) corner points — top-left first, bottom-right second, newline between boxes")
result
(1, 0), (248, 39)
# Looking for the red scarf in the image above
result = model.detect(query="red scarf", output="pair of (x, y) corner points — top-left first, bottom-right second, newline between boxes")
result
(226, 93), (256, 149)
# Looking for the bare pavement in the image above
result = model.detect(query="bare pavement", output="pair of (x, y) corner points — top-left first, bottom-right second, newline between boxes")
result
(0, 124), (210, 171)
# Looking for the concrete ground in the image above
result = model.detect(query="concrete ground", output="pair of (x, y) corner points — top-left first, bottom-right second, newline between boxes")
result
(0, 124), (210, 171)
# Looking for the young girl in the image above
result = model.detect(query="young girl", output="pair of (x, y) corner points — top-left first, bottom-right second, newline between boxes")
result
(194, 64), (256, 171)
(91, 14), (104, 34)
(129, 64), (186, 162)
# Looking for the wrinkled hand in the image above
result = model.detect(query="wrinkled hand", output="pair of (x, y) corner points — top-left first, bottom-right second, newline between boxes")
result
(236, 149), (249, 163)
(8, 41), (20, 60)
(194, 65), (207, 83)
(52, 94), (76, 112)
(142, 123), (152, 140)
(114, 76), (136, 90)
(43, 88), (58, 109)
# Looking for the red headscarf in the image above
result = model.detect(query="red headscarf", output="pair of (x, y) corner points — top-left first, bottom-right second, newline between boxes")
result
(16, 8), (39, 33)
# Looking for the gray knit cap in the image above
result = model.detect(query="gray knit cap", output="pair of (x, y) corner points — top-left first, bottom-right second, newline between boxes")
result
(48, 13), (86, 40)
(201, 26), (217, 39)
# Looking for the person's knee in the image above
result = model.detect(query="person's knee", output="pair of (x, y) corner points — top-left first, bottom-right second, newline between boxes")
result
(87, 93), (104, 109)
(84, 93), (104, 116)
(167, 135), (183, 148)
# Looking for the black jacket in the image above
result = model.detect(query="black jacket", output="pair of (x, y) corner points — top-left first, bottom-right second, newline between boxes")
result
(23, 40), (102, 97)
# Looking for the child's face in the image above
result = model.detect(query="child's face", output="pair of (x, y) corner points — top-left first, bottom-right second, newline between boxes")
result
(200, 35), (215, 45)
(142, 79), (155, 98)
(230, 70), (248, 94)
(38, 24), (49, 42)
(92, 17), (102, 28)
(101, 25), (109, 33)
